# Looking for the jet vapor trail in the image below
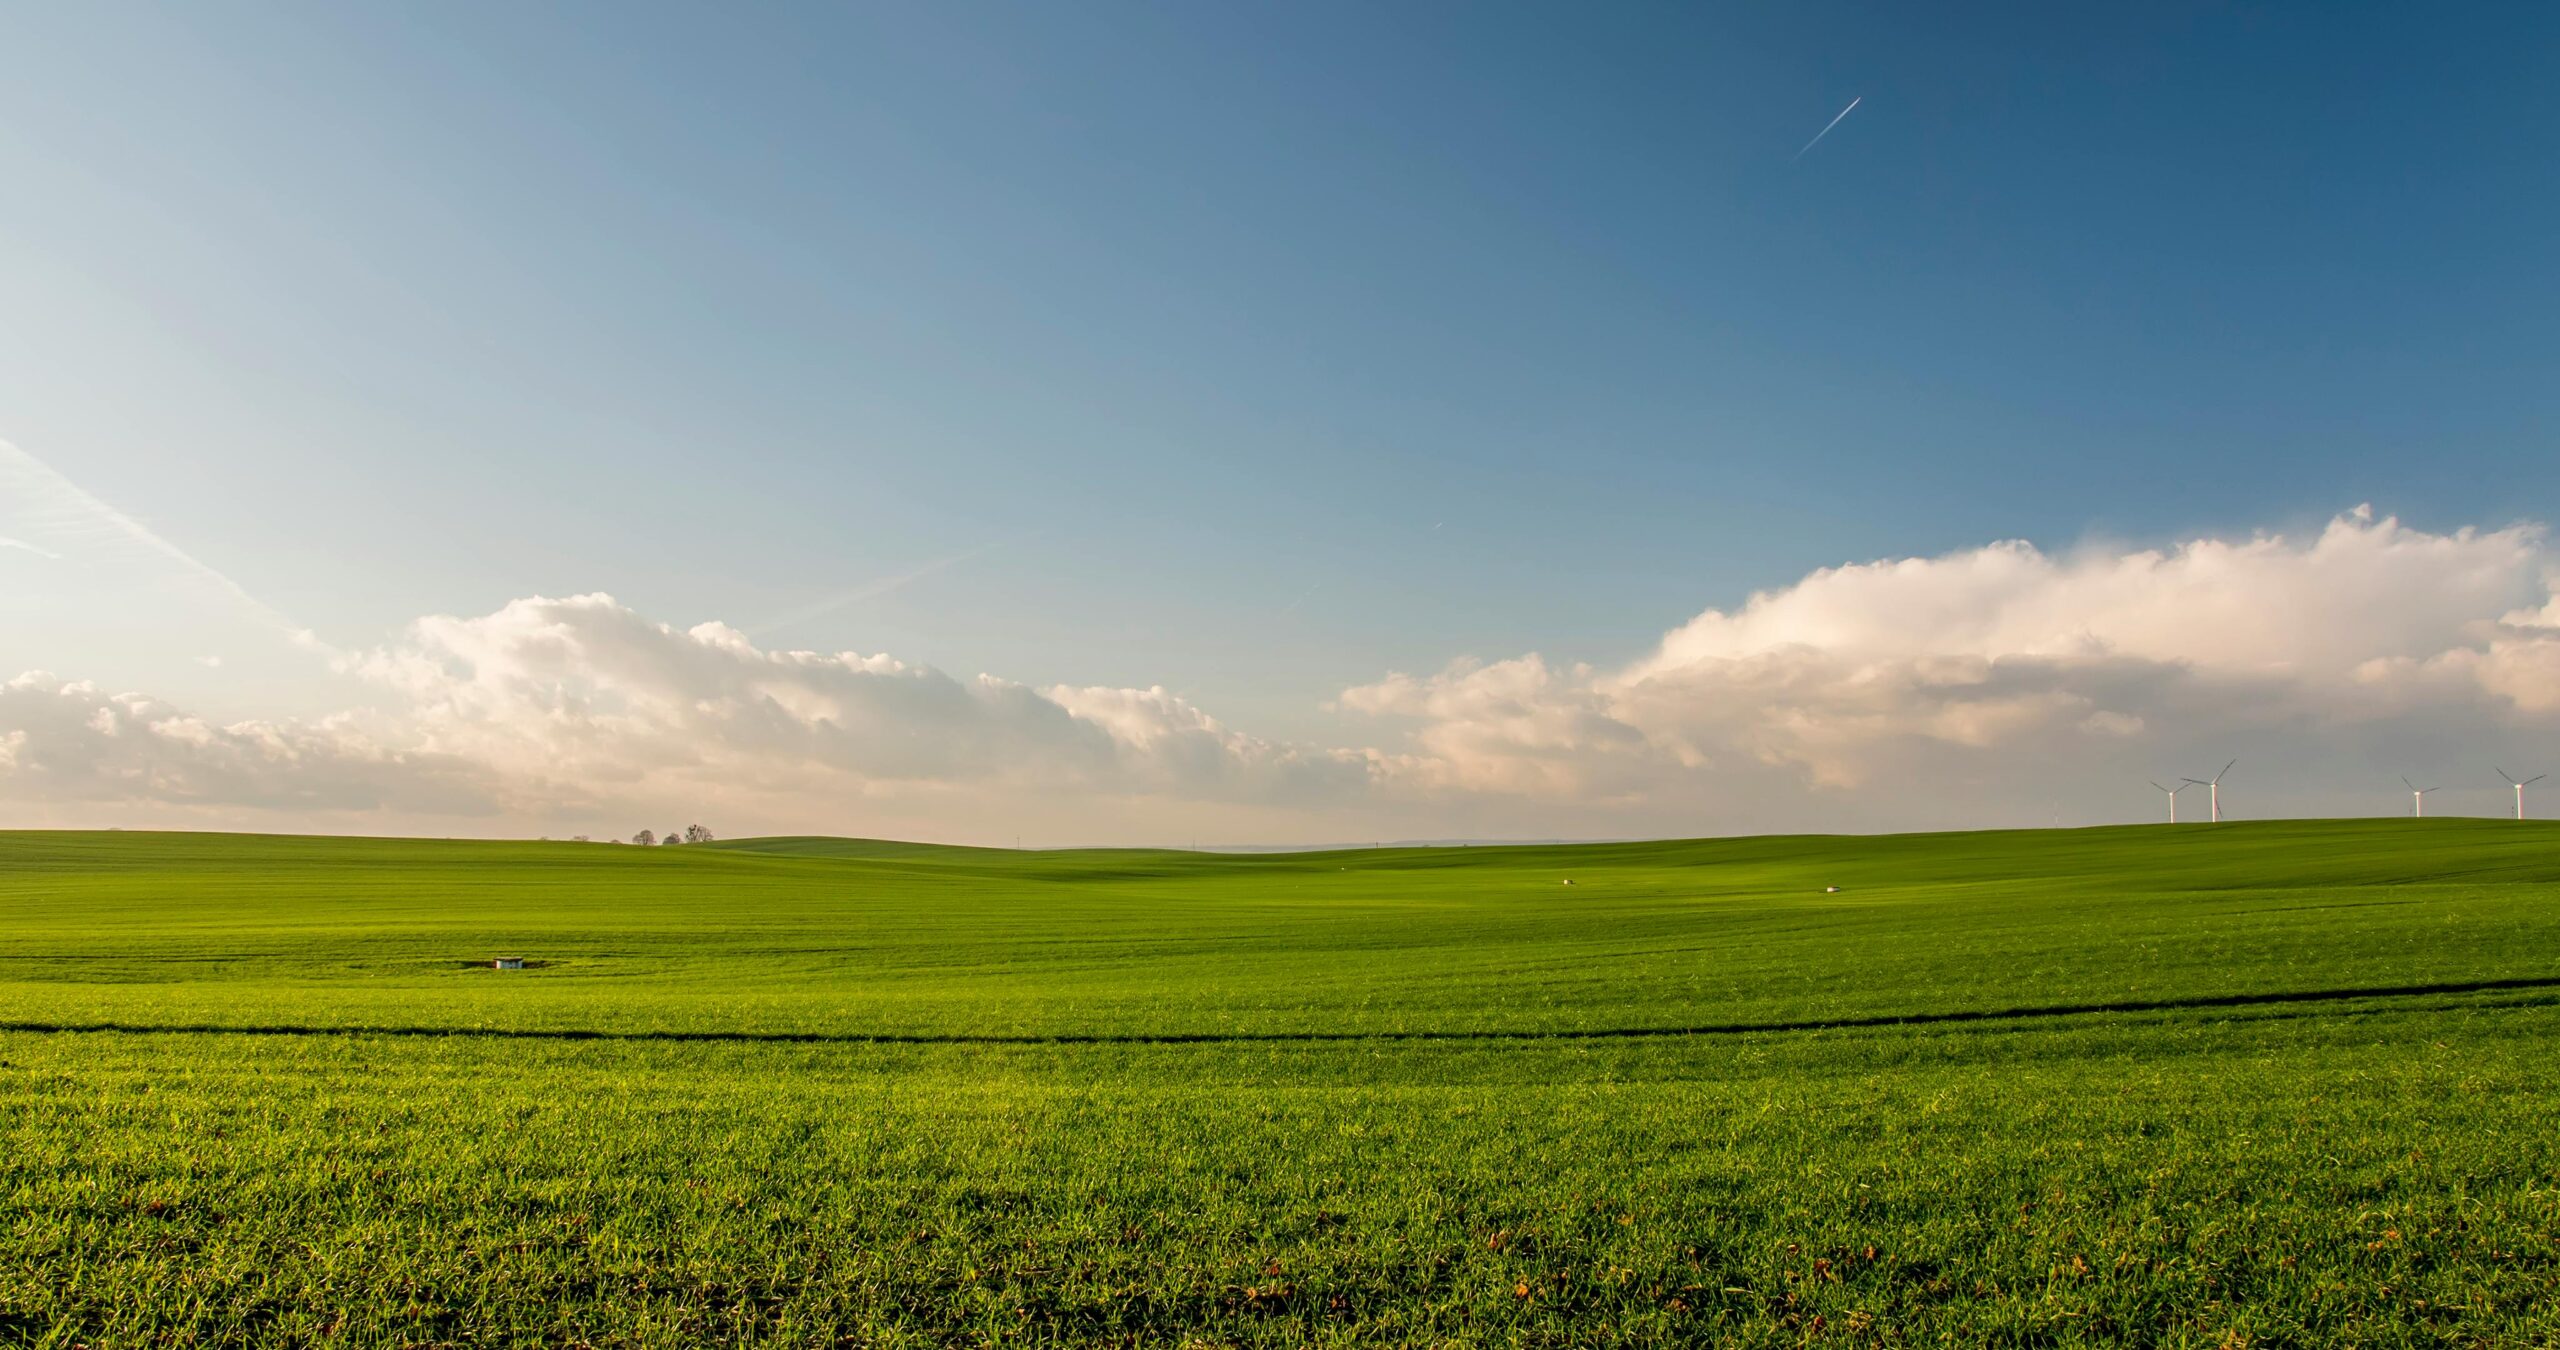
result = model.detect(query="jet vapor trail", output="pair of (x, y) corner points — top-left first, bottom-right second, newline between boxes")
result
(1793, 96), (1862, 160)
(0, 437), (331, 652)
(749, 540), (1010, 638)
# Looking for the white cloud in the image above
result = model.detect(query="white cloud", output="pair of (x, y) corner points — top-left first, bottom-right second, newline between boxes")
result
(1631, 506), (2542, 680)
(7, 510), (2560, 840)
(342, 592), (1372, 810)
(1342, 509), (2560, 803)
(0, 594), (1378, 833)
(0, 672), (500, 814)
(1333, 655), (1643, 796)
(1044, 682), (1373, 800)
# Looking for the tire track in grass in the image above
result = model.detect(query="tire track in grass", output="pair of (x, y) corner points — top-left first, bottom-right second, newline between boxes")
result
(4, 975), (2557, 1045)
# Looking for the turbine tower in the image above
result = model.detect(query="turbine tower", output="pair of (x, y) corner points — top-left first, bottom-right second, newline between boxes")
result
(2499, 768), (2547, 821)
(2147, 780), (2188, 824)
(2401, 776), (2439, 818)
(2183, 759), (2235, 823)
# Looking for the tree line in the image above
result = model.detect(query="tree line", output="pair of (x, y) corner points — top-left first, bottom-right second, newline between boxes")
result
(626, 825), (714, 846)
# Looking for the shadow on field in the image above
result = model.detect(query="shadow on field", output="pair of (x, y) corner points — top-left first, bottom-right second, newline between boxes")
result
(4, 976), (2558, 1046)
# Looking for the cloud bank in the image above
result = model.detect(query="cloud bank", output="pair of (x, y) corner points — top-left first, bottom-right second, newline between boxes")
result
(341, 593), (1373, 811)
(1341, 508), (2560, 807)
(8, 509), (2560, 840)
(0, 673), (492, 815)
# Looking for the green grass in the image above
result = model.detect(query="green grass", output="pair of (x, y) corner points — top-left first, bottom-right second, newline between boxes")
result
(4, 820), (2559, 1345)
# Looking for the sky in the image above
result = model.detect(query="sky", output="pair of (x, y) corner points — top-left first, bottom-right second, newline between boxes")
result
(4, 1), (2559, 844)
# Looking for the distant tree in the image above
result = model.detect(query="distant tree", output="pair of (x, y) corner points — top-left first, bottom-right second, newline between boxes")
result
(664, 829), (684, 845)
(683, 824), (714, 844)
(633, 829), (655, 846)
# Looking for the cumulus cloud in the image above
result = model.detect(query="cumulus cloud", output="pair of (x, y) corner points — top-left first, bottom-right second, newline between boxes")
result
(1341, 509), (2560, 801)
(339, 593), (1373, 803)
(0, 673), (499, 814)
(1334, 655), (1645, 796)
(1042, 683), (1373, 800)
(1634, 505), (2544, 679)
(8, 509), (2560, 839)
(1, 594), (1379, 831)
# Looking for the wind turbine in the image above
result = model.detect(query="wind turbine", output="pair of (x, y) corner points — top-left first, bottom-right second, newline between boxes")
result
(2147, 780), (2188, 824)
(2498, 768), (2547, 821)
(2183, 759), (2235, 823)
(2401, 776), (2439, 818)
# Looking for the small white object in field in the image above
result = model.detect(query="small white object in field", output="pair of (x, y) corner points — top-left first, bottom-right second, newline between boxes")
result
(1562, 879), (1574, 886)
(493, 956), (526, 970)
(1823, 886), (1841, 893)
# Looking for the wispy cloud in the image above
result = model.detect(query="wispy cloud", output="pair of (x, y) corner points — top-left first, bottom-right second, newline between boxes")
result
(748, 540), (1009, 638)
(1793, 95), (1862, 160)
(0, 535), (62, 560)
(0, 438), (333, 654)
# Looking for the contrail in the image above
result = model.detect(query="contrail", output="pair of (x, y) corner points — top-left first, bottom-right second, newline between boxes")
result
(0, 437), (332, 653)
(1793, 96), (1862, 160)
(749, 540), (1011, 638)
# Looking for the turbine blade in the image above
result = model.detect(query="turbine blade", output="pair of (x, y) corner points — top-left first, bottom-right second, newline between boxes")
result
(2216, 759), (2236, 782)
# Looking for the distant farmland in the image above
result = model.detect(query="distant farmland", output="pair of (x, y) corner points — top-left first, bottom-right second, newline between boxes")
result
(4, 821), (2558, 1345)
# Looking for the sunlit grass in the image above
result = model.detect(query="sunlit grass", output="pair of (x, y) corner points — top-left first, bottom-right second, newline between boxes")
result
(3, 821), (2558, 1344)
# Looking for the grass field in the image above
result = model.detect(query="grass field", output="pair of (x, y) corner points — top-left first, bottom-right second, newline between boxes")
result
(4, 820), (2559, 1346)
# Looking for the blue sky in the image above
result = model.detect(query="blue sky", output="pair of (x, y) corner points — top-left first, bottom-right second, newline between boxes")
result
(6, 3), (2560, 841)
